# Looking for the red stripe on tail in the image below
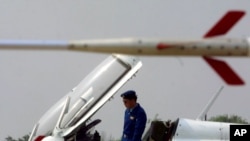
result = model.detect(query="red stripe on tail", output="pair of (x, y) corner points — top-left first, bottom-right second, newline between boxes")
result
(203, 56), (244, 85)
(204, 11), (245, 38)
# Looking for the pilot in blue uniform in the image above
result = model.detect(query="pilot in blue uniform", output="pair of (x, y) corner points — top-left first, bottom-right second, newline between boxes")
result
(120, 90), (147, 141)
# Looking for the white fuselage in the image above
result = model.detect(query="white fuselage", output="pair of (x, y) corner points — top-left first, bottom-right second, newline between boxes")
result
(172, 118), (231, 141)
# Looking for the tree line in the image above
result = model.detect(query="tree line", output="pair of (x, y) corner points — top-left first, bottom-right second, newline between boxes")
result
(5, 114), (249, 141)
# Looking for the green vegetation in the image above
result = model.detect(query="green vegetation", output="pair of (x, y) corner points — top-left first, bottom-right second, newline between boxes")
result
(5, 135), (29, 141)
(209, 114), (248, 124)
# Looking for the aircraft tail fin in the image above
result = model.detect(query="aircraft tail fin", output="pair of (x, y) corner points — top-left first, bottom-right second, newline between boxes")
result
(203, 56), (245, 85)
(203, 10), (245, 85)
(204, 10), (245, 38)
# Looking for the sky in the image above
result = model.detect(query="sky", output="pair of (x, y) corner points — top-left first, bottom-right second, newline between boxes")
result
(0, 0), (250, 140)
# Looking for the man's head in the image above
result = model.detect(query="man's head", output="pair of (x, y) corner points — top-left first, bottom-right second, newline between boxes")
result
(121, 90), (137, 109)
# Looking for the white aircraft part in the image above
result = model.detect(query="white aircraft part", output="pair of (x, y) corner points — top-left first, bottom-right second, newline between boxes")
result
(69, 38), (250, 56)
(55, 96), (70, 130)
(60, 87), (94, 128)
(0, 40), (68, 50)
(42, 136), (63, 141)
(0, 38), (250, 56)
(172, 118), (230, 141)
(30, 54), (142, 141)
(61, 54), (142, 136)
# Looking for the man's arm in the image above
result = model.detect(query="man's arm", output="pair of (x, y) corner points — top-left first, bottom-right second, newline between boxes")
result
(132, 110), (147, 141)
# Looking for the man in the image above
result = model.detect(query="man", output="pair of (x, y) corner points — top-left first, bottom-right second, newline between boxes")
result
(121, 90), (147, 141)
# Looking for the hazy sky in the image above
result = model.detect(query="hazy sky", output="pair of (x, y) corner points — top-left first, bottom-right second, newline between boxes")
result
(0, 0), (250, 140)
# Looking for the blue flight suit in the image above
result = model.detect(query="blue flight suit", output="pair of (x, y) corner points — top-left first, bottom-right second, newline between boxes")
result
(122, 103), (147, 141)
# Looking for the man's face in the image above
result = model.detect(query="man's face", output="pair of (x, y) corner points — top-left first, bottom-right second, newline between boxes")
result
(123, 98), (135, 109)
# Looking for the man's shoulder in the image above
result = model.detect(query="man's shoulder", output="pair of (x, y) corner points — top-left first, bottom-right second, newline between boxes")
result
(135, 104), (146, 114)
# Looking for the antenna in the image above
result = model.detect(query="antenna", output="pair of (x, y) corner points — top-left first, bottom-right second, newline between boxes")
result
(28, 123), (39, 141)
(196, 86), (224, 121)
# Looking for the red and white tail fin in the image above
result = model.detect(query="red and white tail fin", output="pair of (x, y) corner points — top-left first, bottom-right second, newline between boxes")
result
(203, 57), (244, 85)
(204, 11), (245, 38)
(202, 10), (245, 85)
